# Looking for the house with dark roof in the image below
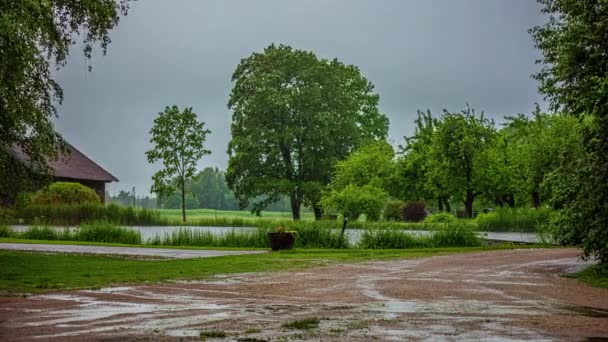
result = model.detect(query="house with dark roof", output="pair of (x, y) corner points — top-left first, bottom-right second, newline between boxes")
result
(10, 143), (118, 202)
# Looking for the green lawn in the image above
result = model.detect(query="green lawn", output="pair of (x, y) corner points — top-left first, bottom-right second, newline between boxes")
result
(0, 245), (510, 294)
(159, 208), (316, 221)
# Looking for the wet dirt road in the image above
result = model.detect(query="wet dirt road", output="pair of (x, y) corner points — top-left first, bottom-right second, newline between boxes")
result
(0, 248), (606, 341)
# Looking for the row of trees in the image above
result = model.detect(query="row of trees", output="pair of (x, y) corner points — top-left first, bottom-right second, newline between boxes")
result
(320, 108), (584, 221)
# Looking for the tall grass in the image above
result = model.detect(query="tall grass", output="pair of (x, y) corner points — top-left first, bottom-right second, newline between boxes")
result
(76, 221), (141, 244)
(148, 226), (350, 249)
(476, 207), (552, 232)
(16, 203), (165, 226)
(148, 228), (268, 248)
(358, 224), (481, 249)
(15, 222), (141, 244)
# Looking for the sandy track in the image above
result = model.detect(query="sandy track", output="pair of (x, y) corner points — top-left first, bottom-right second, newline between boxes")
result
(0, 248), (606, 341)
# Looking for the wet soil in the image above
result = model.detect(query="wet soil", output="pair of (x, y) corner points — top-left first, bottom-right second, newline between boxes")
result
(0, 248), (606, 341)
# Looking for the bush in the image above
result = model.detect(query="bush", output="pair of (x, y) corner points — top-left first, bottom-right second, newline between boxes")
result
(424, 212), (457, 224)
(402, 201), (427, 222)
(0, 208), (16, 224)
(30, 182), (100, 206)
(321, 184), (387, 221)
(0, 225), (12, 238)
(383, 200), (404, 221)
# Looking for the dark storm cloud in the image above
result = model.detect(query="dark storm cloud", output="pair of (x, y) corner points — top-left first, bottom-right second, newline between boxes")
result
(52, 0), (546, 195)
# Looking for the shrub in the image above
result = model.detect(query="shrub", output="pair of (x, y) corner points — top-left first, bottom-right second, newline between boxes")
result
(30, 182), (100, 206)
(383, 200), (404, 221)
(321, 184), (387, 221)
(424, 212), (457, 224)
(0, 225), (12, 238)
(15, 192), (33, 209)
(0, 208), (16, 224)
(402, 201), (427, 222)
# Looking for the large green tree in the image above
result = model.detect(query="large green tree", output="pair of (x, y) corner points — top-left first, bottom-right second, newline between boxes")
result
(398, 110), (452, 211)
(0, 0), (132, 202)
(226, 44), (388, 220)
(531, 0), (608, 262)
(430, 107), (496, 218)
(146, 106), (211, 223)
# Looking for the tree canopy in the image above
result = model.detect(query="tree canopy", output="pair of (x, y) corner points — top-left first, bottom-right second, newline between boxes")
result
(146, 106), (211, 222)
(530, 0), (608, 262)
(0, 0), (131, 182)
(226, 44), (388, 220)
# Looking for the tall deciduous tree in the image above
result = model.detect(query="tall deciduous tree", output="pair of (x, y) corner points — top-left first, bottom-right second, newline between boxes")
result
(398, 110), (452, 211)
(431, 107), (496, 218)
(0, 0), (132, 201)
(146, 106), (211, 223)
(226, 44), (388, 220)
(531, 0), (608, 262)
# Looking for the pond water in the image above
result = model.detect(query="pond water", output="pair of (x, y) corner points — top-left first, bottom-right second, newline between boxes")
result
(8, 225), (540, 245)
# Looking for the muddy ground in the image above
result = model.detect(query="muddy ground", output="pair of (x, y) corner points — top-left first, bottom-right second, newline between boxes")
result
(0, 248), (607, 341)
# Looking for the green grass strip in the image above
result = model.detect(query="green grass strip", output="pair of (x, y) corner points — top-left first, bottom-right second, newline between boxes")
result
(0, 246), (528, 294)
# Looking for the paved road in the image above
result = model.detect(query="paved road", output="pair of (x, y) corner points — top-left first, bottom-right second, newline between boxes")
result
(0, 248), (606, 341)
(0, 243), (266, 259)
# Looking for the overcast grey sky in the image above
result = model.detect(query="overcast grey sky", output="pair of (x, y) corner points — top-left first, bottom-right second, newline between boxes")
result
(53, 0), (546, 196)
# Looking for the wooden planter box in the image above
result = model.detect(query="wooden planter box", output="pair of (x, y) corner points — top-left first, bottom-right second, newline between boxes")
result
(267, 232), (296, 251)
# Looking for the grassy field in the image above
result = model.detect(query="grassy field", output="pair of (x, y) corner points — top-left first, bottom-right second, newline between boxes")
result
(0, 245), (515, 294)
(159, 208), (315, 221)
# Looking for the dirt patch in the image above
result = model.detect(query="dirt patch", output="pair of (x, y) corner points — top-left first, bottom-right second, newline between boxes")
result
(0, 248), (606, 341)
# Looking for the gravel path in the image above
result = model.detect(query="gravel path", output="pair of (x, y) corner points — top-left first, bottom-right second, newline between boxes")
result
(0, 243), (266, 259)
(0, 248), (606, 341)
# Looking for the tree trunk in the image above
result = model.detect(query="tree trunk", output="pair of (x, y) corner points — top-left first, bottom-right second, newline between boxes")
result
(532, 191), (541, 208)
(181, 178), (186, 223)
(438, 198), (444, 212)
(464, 189), (475, 218)
(290, 191), (301, 220)
(506, 194), (515, 208)
(443, 197), (451, 213)
(313, 205), (323, 220)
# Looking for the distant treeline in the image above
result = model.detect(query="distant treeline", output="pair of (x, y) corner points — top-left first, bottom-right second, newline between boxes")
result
(107, 167), (293, 212)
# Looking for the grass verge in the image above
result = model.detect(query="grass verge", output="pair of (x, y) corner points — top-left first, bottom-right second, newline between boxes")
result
(571, 265), (608, 289)
(0, 246), (519, 294)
